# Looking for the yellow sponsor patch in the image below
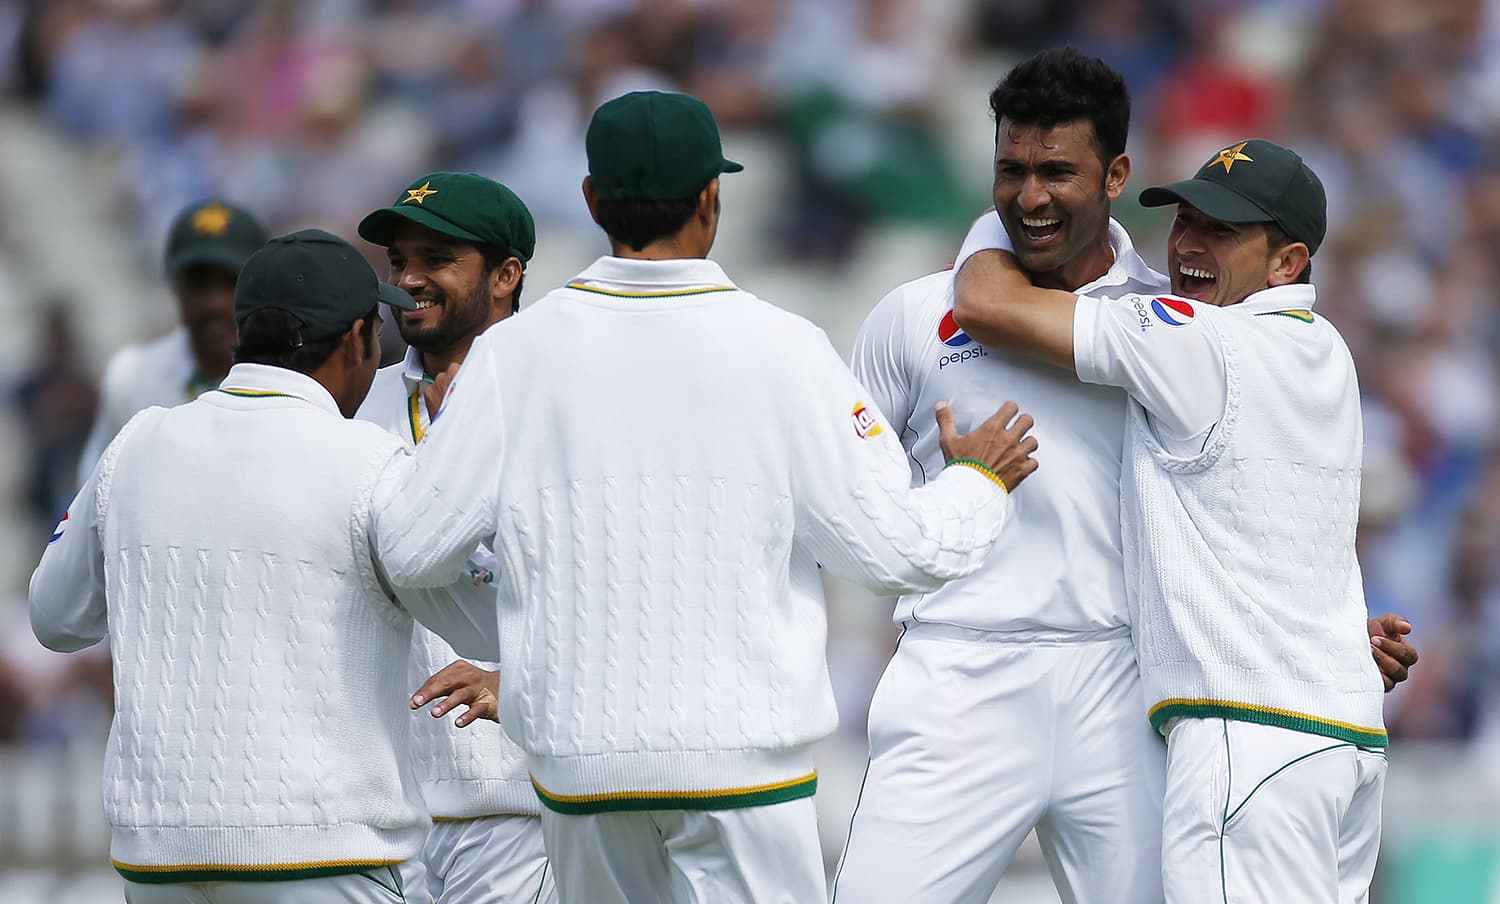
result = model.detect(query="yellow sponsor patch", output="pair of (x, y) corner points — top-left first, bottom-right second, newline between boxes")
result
(852, 402), (883, 439)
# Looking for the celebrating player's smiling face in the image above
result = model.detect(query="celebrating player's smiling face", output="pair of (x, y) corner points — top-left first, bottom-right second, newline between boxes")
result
(1168, 205), (1280, 308)
(385, 220), (497, 353)
(991, 118), (1128, 290)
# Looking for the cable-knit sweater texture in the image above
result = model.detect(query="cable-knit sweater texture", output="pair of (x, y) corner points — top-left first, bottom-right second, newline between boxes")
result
(372, 257), (1013, 810)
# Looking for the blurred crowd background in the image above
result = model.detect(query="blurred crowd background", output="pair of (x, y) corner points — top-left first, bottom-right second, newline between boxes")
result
(2, 0), (1499, 901)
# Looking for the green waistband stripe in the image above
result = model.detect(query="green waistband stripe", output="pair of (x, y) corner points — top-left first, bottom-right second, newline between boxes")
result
(532, 771), (818, 815)
(565, 282), (736, 299)
(1148, 698), (1387, 747)
(113, 858), (400, 885)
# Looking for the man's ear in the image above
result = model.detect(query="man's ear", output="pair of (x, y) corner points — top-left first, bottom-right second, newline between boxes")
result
(698, 178), (720, 226)
(583, 176), (601, 226)
(1267, 241), (1311, 287)
(1105, 153), (1130, 202)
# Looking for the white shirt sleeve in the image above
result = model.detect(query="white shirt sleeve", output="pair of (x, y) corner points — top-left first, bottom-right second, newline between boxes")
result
(1072, 293), (1228, 448)
(371, 343), (505, 590)
(952, 210), (1014, 274)
(849, 284), (915, 438)
(794, 327), (1011, 596)
(32, 438), (111, 652)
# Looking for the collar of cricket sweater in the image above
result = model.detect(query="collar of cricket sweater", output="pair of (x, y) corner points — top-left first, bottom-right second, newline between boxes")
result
(564, 255), (739, 298)
(213, 363), (343, 416)
(1233, 283), (1317, 319)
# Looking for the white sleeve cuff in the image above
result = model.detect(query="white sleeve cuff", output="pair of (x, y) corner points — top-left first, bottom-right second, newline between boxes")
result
(1072, 293), (1105, 385)
(953, 211), (1014, 274)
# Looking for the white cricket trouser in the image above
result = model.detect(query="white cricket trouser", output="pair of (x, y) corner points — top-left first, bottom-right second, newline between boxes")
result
(832, 624), (1166, 904)
(424, 814), (556, 903)
(540, 797), (824, 904)
(1161, 718), (1386, 904)
(124, 860), (427, 904)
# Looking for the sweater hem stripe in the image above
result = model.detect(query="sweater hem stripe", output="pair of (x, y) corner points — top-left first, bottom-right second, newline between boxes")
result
(532, 771), (818, 814)
(113, 858), (400, 885)
(1148, 698), (1387, 747)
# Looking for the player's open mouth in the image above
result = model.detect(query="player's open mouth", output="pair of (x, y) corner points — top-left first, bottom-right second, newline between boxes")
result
(413, 299), (439, 310)
(1019, 216), (1062, 244)
(1178, 264), (1215, 296)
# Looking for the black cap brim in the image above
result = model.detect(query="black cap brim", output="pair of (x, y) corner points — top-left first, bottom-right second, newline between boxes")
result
(721, 158), (744, 173)
(378, 282), (418, 311)
(358, 205), (488, 248)
(167, 245), (255, 276)
(1138, 179), (1275, 224)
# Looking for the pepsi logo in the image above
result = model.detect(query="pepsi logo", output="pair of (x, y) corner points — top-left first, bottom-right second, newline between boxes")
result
(938, 310), (972, 347)
(49, 511), (68, 544)
(1150, 297), (1196, 327)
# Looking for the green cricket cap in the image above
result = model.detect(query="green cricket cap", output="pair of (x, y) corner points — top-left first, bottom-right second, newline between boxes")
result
(164, 199), (268, 276)
(586, 90), (743, 200)
(235, 229), (416, 341)
(1139, 139), (1327, 255)
(357, 172), (536, 264)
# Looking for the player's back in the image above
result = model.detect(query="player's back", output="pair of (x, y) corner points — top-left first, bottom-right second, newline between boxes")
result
(95, 365), (428, 871)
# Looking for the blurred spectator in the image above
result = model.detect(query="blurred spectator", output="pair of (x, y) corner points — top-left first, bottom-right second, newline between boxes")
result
(11, 301), (95, 525)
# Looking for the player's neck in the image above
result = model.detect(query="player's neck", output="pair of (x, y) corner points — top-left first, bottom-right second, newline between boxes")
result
(1033, 238), (1116, 293)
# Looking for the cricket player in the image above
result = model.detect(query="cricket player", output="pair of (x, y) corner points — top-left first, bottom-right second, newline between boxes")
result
(954, 139), (1386, 902)
(835, 48), (1415, 904)
(369, 90), (1039, 904)
(31, 229), (498, 904)
(78, 199), (268, 481)
(355, 172), (556, 903)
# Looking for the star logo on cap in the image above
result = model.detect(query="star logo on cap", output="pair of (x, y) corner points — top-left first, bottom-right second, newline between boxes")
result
(1211, 142), (1254, 173)
(190, 202), (233, 235)
(403, 182), (439, 204)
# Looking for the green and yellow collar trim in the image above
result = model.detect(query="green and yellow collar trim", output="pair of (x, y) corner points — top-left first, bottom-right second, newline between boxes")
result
(1256, 309), (1315, 323)
(113, 857), (399, 884)
(1149, 698), (1387, 747)
(532, 771), (817, 815)
(565, 282), (736, 299)
(215, 388), (305, 401)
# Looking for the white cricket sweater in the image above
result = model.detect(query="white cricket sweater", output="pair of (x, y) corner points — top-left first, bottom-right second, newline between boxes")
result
(1074, 284), (1386, 745)
(356, 350), (536, 819)
(30, 364), (499, 883)
(371, 256), (1013, 814)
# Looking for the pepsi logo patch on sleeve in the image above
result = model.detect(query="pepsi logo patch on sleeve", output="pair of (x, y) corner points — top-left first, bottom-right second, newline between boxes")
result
(852, 402), (884, 439)
(1149, 297), (1196, 327)
(49, 511), (68, 543)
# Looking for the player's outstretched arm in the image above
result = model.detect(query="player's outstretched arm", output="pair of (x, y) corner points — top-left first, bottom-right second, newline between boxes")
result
(953, 250), (1077, 369)
(411, 660), (500, 727)
(794, 332), (1037, 595)
(1368, 612), (1417, 692)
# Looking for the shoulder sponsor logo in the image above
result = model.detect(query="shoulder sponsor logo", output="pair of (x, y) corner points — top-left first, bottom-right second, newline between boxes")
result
(49, 511), (68, 544)
(937, 310), (972, 347)
(937, 309), (988, 367)
(852, 402), (884, 439)
(1149, 296), (1195, 327)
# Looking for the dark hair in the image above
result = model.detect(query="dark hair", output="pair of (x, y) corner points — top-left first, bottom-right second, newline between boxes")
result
(988, 46), (1130, 164)
(478, 243), (525, 313)
(1263, 222), (1313, 284)
(593, 195), (699, 252)
(234, 306), (379, 372)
